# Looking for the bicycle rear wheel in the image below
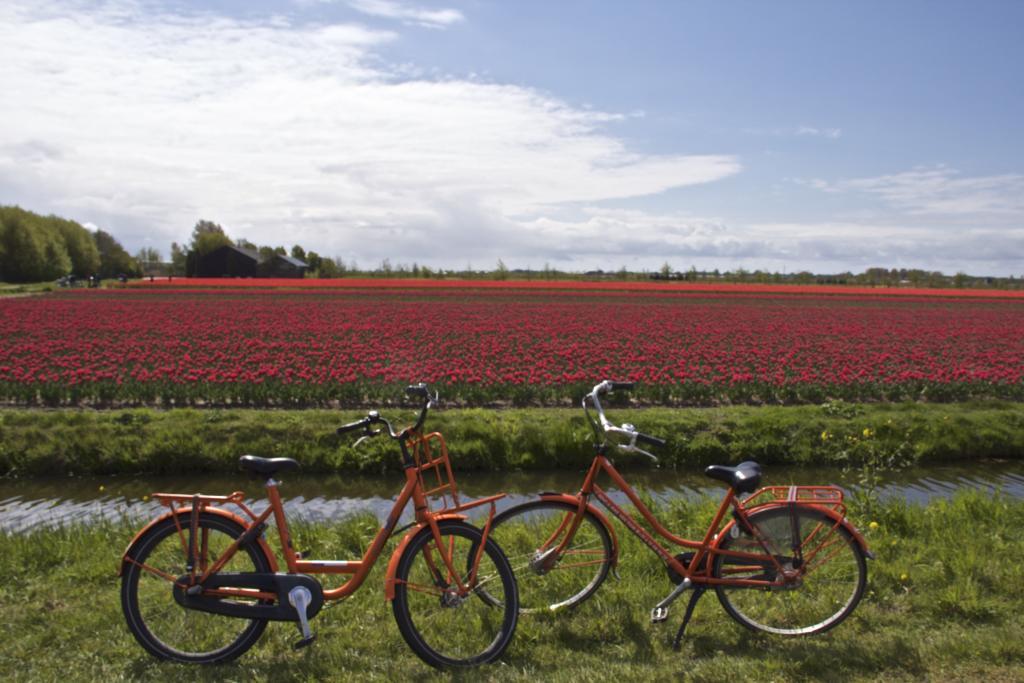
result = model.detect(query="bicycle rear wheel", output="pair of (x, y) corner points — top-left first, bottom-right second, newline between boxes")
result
(712, 506), (867, 636)
(121, 512), (273, 663)
(486, 500), (613, 613)
(392, 520), (518, 668)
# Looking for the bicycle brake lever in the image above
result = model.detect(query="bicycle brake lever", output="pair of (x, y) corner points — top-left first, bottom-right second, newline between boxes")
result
(635, 447), (660, 464)
(353, 428), (381, 448)
(618, 443), (660, 464)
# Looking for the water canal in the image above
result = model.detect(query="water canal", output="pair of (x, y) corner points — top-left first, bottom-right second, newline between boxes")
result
(3, 461), (1022, 533)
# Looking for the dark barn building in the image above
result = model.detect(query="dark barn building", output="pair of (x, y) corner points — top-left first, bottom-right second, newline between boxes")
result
(264, 254), (308, 279)
(190, 246), (308, 279)
(195, 245), (260, 277)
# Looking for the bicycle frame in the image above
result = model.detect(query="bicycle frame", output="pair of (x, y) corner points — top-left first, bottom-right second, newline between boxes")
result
(548, 453), (868, 589)
(120, 430), (504, 604)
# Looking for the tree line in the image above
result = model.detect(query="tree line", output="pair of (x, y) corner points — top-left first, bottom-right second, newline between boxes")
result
(0, 206), (139, 283)
(177, 220), (355, 278)
(2, 206), (1019, 289)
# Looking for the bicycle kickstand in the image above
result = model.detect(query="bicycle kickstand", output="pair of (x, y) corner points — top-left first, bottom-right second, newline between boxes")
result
(672, 586), (707, 651)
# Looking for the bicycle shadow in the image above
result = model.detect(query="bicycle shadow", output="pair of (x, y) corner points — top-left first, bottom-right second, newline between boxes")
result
(680, 627), (927, 680)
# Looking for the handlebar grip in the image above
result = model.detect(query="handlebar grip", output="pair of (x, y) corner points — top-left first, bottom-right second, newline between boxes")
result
(405, 383), (429, 398)
(636, 432), (666, 449)
(336, 418), (369, 436)
(609, 381), (635, 392)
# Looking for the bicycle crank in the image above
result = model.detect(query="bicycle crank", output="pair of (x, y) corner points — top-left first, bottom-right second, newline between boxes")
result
(288, 586), (317, 650)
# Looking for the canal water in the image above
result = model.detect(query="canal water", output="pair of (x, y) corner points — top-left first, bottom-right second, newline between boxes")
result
(2, 461), (1023, 533)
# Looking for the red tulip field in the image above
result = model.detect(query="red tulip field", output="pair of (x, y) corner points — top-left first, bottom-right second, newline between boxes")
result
(1, 281), (1022, 406)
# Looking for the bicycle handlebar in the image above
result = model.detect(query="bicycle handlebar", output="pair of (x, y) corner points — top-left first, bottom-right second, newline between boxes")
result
(336, 384), (436, 443)
(584, 380), (665, 462)
(336, 417), (371, 435)
(635, 432), (667, 449)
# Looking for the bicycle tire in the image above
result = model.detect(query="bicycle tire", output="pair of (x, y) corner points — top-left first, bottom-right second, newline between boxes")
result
(392, 520), (519, 668)
(486, 499), (613, 613)
(712, 506), (867, 636)
(121, 512), (273, 663)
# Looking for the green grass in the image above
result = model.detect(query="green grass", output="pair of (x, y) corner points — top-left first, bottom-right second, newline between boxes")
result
(1, 491), (1022, 681)
(1, 401), (1022, 476)
(0, 280), (57, 296)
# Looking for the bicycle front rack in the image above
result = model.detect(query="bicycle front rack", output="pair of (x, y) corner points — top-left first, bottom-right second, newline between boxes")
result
(408, 432), (462, 514)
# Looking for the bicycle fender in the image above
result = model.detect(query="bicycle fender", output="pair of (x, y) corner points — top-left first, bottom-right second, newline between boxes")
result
(715, 503), (873, 560)
(383, 514), (467, 601)
(118, 506), (278, 576)
(537, 493), (621, 569)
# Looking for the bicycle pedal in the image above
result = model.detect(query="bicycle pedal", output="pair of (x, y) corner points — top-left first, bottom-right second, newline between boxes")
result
(292, 634), (317, 651)
(651, 606), (669, 623)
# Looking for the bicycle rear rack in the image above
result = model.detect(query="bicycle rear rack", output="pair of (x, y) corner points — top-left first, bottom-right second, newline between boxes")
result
(744, 485), (846, 517)
(152, 491), (260, 522)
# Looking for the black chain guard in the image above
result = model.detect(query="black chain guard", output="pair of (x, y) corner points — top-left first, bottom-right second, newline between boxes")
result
(173, 572), (324, 622)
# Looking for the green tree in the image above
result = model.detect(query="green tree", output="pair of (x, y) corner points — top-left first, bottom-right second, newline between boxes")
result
(290, 245), (306, 261)
(43, 233), (72, 278)
(0, 210), (48, 281)
(0, 207), (71, 282)
(188, 220), (232, 257)
(135, 247), (162, 275)
(169, 242), (187, 276)
(52, 216), (100, 276)
(494, 259), (509, 280)
(304, 251), (322, 273)
(94, 229), (139, 278)
(318, 257), (341, 278)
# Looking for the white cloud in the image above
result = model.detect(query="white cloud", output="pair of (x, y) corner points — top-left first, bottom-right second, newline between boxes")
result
(742, 126), (842, 139)
(502, 212), (1024, 275)
(344, 0), (464, 28)
(0, 0), (738, 264)
(806, 166), (1024, 216)
(795, 125), (842, 139)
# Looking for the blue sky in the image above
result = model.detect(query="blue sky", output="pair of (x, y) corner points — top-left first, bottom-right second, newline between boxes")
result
(1, 0), (1022, 274)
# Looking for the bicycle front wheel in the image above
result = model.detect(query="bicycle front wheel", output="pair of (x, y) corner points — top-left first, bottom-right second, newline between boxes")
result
(392, 520), (519, 668)
(121, 512), (273, 663)
(712, 506), (867, 636)
(487, 500), (613, 613)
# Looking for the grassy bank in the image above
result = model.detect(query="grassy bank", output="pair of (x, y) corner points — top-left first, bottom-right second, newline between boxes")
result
(1, 401), (1022, 477)
(1, 491), (1021, 681)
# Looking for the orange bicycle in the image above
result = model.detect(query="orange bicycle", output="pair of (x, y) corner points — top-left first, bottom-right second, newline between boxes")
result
(486, 380), (871, 647)
(119, 385), (518, 668)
